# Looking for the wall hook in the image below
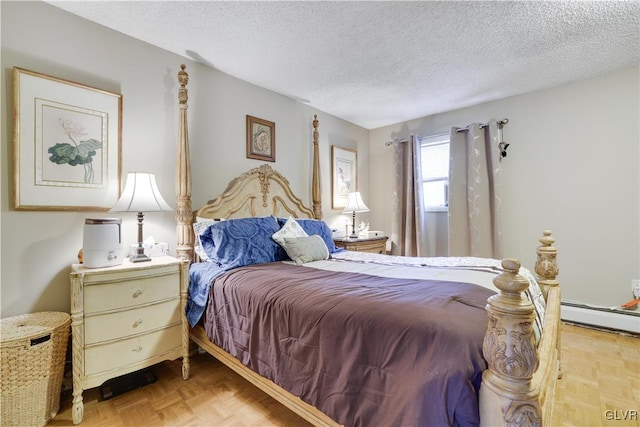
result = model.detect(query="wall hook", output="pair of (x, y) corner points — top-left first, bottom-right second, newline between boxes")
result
(498, 141), (510, 158)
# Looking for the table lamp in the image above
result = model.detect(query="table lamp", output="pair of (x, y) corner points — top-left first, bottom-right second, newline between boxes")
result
(343, 192), (369, 239)
(110, 172), (172, 262)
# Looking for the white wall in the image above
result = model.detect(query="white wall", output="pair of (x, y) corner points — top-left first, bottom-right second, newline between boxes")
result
(369, 67), (640, 308)
(4, 1), (635, 318)
(0, 1), (368, 317)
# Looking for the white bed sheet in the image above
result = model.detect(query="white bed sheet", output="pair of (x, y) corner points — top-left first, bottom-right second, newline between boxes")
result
(289, 250), (545, 342)
(294, 256), (501, 293)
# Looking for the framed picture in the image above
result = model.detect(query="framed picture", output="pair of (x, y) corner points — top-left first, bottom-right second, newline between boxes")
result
(13, 67), (122, 211)
(246, 115), (275, 162)
(331, 145), (357, 209)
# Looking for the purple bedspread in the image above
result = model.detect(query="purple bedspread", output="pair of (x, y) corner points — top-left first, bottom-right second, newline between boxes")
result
(203, 262), (495, 427)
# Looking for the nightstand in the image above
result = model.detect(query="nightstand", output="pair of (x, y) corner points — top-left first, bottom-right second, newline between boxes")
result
(69, 256), (189, 424)
(333, 236), (388, 254)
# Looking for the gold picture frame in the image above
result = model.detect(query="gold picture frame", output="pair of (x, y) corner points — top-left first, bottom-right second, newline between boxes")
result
(246, 115), (275, 162)
(331, 145), (357, 209)
(13, 67), (122, 210)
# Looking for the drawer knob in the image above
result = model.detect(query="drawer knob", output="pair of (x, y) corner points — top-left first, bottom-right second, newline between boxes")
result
(133, 318), (143, 328)
(132, 289), (143, 298)
(133, 345), (143, 352)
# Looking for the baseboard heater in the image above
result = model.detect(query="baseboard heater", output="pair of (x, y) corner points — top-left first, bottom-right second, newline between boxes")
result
(561, 301), (640, 335)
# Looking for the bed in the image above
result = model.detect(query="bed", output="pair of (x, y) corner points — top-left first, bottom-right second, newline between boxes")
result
(173, 64), (561, 426)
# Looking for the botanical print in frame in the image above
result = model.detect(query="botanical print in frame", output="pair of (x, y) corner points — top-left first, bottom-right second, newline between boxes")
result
(13, 67), (122, 210)
(246, 115), (275, 162)
(331, 145), (357, 209)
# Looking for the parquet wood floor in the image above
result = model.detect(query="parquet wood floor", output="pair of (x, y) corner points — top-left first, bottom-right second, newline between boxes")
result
(550, 324), (639, 427)
(49, 323), (639, 427)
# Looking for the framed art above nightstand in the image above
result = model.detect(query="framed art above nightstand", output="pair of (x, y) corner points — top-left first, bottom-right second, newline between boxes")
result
(333, 235), (388, 254)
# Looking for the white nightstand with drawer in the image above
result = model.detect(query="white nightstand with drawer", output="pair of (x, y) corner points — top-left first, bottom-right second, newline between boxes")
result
(69, 256), (189, 424)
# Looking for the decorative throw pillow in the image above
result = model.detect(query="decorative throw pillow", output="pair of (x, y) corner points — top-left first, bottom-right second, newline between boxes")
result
(272, 216), (308, 246)
(281, 235), (330, 265)
(193, 218), (224, 262)
(277, 217), (341, 253)
(200, 216), (285, 269)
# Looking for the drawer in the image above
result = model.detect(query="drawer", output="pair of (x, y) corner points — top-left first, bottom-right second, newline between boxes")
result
(84, 299), (180, 345)
(84, 270), (178, 314)
(84, 324), (182, 376)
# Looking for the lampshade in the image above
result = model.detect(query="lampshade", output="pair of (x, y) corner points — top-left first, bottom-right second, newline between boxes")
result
(343, 192), (369, 239)
(343, 192), (369, 213)
(110, 172), (172, 213)
(109, 172), (171, 263)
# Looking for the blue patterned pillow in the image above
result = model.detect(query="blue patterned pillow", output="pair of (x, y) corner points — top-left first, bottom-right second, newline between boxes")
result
(200, 216), (286, 269)
(277, 217), (341, 253)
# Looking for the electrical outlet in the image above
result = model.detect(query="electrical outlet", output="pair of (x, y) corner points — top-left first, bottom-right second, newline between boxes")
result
(633, 279), (640, 299)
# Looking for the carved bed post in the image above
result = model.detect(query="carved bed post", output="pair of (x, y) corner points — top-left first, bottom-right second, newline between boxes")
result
(535, 230), (562, 378)
(481, 258), (541, 427)
(534, 230), (559, 301)
(176, 64), (192, 381)
(176, 64), (193, 262)
(312, 114), (322, 219)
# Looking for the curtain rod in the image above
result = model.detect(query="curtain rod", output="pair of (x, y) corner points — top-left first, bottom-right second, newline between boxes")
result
(384, 138), (409, 146)
(385, 118), (509, 145)
(456, 118), (509, 133)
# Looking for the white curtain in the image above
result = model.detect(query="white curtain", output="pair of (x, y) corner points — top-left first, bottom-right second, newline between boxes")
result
(390, 135), (428, 256)
(448, 121), (503, 258)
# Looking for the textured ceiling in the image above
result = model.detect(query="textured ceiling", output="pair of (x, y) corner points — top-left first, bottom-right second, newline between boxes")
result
(46, 1), (639, 130)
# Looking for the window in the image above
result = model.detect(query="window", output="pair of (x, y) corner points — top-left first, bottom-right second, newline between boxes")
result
(419, 133), (450, 211)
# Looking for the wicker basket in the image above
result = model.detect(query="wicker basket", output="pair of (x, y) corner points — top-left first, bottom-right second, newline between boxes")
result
(1, 312), (70, 427)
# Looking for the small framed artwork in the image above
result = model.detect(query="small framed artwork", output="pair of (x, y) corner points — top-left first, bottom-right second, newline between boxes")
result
(331, 145), (357, 209)
(13, 67), (122, 211)
(246, 115), (275, 162)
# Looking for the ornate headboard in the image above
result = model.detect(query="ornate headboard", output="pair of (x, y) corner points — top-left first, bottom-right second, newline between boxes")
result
(195, 164), (316, 220)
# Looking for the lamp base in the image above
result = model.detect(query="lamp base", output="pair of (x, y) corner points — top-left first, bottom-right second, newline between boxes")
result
(130, 253), (151, 263)
(130, 242), (151, 263)
(349, 211), (359, 239)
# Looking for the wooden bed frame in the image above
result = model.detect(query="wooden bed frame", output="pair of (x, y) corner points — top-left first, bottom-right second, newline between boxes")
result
(173, 65), (561, 426)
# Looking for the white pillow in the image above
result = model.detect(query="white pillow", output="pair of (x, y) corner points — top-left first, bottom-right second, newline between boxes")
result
(272, 216), (308, 246)
(193, 217), (224, 261)
(281, 235), (330, 265)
